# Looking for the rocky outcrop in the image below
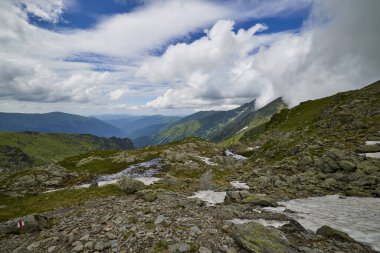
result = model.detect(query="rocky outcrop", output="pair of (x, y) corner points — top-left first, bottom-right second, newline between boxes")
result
(224, 191), (278, 207)
(0, 164), (76, 195)
(117, 176), (145, 193)
(0, 214), (49, 234)
(316, 225), (355, 242)
(234, 222), (297, 253)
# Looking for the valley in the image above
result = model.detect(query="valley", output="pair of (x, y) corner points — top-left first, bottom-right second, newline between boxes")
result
(0, 81), (379, 252)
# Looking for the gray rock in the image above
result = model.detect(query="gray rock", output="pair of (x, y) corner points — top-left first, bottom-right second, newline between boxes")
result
(316, 225), (355, 242)
(117, 176), (145, 193)
(169, 242), (192, 253)
(47, 246), (57, 252)
(198, 246), (212, 253)
(339, 160), (356, 172)
(106, 232), (117, 240)
(84, 241), (94, 249)
(154, 215), (167, 225)
(299, 156), (313, 167)
(0, 214), (49, 234)
(235, 222), (297, 253)
(72, 243), (84, 252)
(357, 145), (380, 153)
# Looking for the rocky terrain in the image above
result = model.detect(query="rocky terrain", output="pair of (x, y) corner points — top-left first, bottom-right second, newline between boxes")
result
(0, 81), (379, 252)
(0, 190), (376, 253)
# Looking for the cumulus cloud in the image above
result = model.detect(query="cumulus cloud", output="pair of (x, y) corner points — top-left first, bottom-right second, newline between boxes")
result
(142, 0), (380, 110)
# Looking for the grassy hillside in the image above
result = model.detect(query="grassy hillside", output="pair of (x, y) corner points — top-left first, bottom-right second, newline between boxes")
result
(215, 97), (287, 145)
(0, 132), (134, 173)
(238, 80), (380, 160)
(153, 98), (286, 145)
(0, 112), (125, 137)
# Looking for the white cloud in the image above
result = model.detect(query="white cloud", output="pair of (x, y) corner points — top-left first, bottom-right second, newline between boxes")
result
(142, 0), (380, 110)
(1, 0), (379, 115)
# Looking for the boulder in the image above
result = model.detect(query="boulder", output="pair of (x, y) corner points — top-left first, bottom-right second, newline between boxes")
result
(0, 214), (49, 234)
(136, 189), (158, 202)
(357, 145), (380, 153)
(234, 222), (297, 253)
(316, 225), (355, 242)
(299, 156), (313, 167)
(242, 194), (278, 207)
(339, 160), (356, 172)
(117, 176), (145, 193)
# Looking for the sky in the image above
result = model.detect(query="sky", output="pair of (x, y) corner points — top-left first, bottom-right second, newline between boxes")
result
(0, 0), (379, 116)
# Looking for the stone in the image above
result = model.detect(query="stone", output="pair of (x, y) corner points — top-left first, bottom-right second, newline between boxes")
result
(234, 222), (297, 253)
(241, 194), (278, 207)
(357, 145), (380, 153)
(47, 246), (57, 252)
(198, 246), (212, 253)
(106, 232), (117, 240)
(27, 241), (41, 251)
(316, 225), (355, 242)
(117, 176), (145, 193)
(154, 215), (167, 225)
(94, 242), (105, 251)
(136, 189), (158, 202)
(339, 160), (356, 172)
(299, 156), (313, 167)
(190, 226), (202, 236)
(226, 248), (238, 253)
(84, 241), (94, 249)
(72, 243), (84, 252)
(0, 214), (49, 234)
(169, 242), (192, 253)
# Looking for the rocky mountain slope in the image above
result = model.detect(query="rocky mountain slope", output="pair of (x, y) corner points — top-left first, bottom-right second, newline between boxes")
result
(0, 112), (125, 137)
(0, 132), (134, 174)
(153, 98), (286, 145)
(0, 81), (379, 253)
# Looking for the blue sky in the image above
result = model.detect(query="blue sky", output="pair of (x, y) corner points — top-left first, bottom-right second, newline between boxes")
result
(0, 0), (379, 115)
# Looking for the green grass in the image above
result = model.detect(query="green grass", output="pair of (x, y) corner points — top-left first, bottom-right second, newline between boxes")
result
(0, 132), (133, 165)
(0, 185), (122, 222)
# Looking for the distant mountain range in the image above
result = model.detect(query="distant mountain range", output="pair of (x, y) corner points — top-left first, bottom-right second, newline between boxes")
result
(151, 98), (287, 145)
(0, 112), (124, 138)
(0, 98), (287, 148)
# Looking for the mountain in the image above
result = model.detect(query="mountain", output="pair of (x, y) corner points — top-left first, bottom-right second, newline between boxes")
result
(103, 115), (181, 147)
(104, 115), (181, 136)
(0, 112), (125, 137)
(152, 98), (286, 145)
(212, 97), (287, 144)
(0, 132), (134, 174)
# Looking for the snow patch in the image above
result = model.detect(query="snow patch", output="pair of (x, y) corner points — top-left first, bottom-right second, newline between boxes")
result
(189, 190), (226, 206)
(264, 195), (380, 251)
(365, 141), (380, 145)
(225, 149), (247, 160)
(197, 156), (218, 166)
(230, 181), (249, 189)
(365, 152), (380, 159)
(237, 126), (248, 134)
(98, 158), (162, 181)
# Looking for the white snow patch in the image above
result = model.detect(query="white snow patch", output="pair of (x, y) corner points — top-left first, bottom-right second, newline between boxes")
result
(197, 156), (218, 166)
(237, 126), (248, 134)
(225, 150), (247, 160)
(189, 190), (226, 206)
(264, 195), (380, 251)
(365, 152), (380, 159)
(365, 141), (380, 145)
(230, 181), (249, 189)
(135, 177), (161, 185)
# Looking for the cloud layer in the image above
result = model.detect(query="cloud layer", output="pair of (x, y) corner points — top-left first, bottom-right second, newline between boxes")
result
(0, 0), (379, 114)
(142, 0), (380, 109)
